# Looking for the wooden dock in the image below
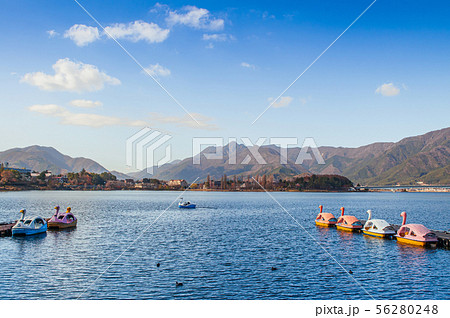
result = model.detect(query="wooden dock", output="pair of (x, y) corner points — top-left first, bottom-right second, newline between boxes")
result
(432, 230), (450, 249)
(0, 221), (15, 237)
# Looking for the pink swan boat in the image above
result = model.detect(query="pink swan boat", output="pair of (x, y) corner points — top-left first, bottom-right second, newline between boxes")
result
(395, 212), (437, 247)
(315, 205), (337, 227)
(47, 206), (77, 229)
(336, 207), (363, 232)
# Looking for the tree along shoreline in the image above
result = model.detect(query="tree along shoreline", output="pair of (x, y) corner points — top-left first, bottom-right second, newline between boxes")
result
(0, 169), (354, 192)
(0, 187), (352, 193)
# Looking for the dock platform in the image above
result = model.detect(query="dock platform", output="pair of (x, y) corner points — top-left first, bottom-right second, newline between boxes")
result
(0, 221), (15, 237)
(431, 230), (450, 249)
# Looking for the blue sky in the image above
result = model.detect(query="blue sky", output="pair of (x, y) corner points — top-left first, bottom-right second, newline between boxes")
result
(0, 0), (449, 172)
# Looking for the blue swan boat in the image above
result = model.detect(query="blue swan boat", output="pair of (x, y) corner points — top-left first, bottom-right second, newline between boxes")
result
(178, 198), (196, 209)
(12, 209), (47, 236)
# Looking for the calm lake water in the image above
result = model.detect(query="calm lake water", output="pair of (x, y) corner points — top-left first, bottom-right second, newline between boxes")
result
(0, 191), (448, 300)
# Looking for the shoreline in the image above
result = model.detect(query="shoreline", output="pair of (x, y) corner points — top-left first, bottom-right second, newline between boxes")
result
(1, 187), (449, 193)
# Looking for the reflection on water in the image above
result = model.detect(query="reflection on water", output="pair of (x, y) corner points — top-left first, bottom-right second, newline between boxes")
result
(0, 191), (448, 300)
(14, 232), (47, 251)
(362, 234), (389, 249)
(315, 226), (333, 237)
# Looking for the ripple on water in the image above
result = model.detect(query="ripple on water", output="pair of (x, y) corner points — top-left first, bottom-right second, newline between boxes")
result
(0, 191), (448, 300)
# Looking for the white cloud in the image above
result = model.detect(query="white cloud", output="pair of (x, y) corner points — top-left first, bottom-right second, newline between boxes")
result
(202, 33), (231, 41)
(149, 112), (218, 130)
(144, 63), (171, 77)
(63, 6), (222, 46)
(28, 104), (146, 128)
(150, 2), (170, 13)
(64, 24), (100, 47)
(166, 5), (224, 31)
(21, 58), (120, 92)
(69, 99), (103, 108)
(205, 43), (214, 49)
(29, 104), (62, 115)
(63, 21), (169, 46)
(375, 83), (400, 96)
(28, 104), (216, 130)
(241, 62), (256, 70)
(268, 96), (293, 108)
(104, 21), (169, 43)
(47, 30), (58, 38)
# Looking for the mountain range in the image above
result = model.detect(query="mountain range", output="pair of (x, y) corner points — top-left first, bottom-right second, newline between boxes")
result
(132, 127), (450, 186)
(0, 145), (107, 174)
(1, 127), (449, 186)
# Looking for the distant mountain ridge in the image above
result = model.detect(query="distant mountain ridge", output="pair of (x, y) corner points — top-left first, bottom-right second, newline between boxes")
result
(0, 145), (108, 175)
(109, 170), (134, 180)
(302, 128), (450, 185)
(133, 127), (450, 186)
(139, 142), (310, 182)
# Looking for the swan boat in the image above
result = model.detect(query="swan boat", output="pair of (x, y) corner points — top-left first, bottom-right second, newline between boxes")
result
(178, 198), (196, 209)
(362, 210), (396, 238)
(336, 207), (363, 232)
(47, 206), (77, 229)
(315, 205), (337, 227)
(12, 209), (47, 236)
(395, 212), (438, 247)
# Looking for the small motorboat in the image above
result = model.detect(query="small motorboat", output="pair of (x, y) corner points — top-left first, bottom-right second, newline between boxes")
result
(395, 211), (438, 247)
(12, 209), (47, 236)
(178, 198), (196, 209)
(47, 206), (77, 229)
(315, 205), (337, 227)
(362, 210), (396, 238)
(336, 207), (363, 232)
